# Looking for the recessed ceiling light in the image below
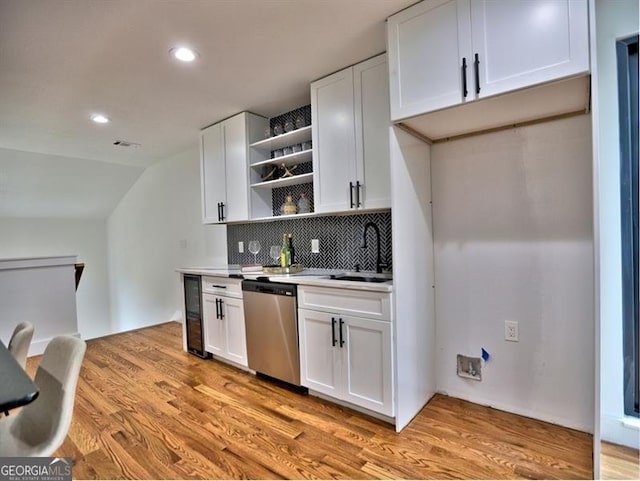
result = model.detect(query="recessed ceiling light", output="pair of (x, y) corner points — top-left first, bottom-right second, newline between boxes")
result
(171, 47), (198, 62)
(90, 113), (110, 124)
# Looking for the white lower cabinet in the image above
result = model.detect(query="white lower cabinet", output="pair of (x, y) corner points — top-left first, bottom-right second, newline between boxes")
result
(298, 286), (394, 417)
(203, 292), (248, 367)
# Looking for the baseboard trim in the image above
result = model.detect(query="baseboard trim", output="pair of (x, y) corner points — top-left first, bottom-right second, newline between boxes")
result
(28, 332), (81, 356)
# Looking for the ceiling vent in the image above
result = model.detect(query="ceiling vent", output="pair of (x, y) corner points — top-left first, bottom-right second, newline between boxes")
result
(113, 140), (141, 148)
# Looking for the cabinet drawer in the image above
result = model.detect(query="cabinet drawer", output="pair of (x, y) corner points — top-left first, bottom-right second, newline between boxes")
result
(298, 286), (391, 321)
(202, 276), (242, 297)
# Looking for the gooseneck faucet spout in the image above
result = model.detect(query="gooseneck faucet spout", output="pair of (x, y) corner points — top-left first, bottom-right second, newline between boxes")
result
(362, 222), (383, 274)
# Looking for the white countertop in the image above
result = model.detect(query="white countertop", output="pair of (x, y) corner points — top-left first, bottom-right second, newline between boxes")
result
(176, 266), (393, 293)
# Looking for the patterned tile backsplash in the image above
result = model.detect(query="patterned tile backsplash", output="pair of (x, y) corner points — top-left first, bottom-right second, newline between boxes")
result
(227, 211), (392, 271)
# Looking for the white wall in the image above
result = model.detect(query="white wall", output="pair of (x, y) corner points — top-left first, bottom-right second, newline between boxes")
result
(593, 0), (640, 448)
(0, 218), (111, 340)
(107, 146), (227, 333)
(432, 115), (594, 431)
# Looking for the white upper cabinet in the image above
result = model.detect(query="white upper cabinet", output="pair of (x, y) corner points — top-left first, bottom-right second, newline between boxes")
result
(388, 0), (472, 120)
(354, 54), (391, 210)
(312, 53), (391, 213)
(387, 0), (589, 121)
(311, 67), (357, 213)
(200, 112), (267, 223)
(471, 0), (589, 98)
(201, 123), (226, 224)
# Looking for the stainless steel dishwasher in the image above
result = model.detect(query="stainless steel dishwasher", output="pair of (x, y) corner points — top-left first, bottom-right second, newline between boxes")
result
(242, 279), (301, 386)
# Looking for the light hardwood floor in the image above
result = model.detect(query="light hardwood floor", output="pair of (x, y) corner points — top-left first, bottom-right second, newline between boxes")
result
(601, 441), (640, 480)
(27, 322), (593, 479)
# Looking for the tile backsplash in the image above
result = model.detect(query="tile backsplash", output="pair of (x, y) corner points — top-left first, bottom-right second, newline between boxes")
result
(227, 211), (392, 271)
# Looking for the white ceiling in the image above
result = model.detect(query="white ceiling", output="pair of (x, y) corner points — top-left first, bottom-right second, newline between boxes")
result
(0, 0), (415, 168)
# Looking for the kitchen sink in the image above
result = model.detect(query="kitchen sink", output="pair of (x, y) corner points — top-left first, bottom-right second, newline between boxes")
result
(329, 274), (392, 283)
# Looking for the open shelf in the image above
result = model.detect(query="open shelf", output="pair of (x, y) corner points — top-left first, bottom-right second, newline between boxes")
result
(250, 149), (312, 169)
(251, 172), (313, 189)
(249, 126), (312, 151)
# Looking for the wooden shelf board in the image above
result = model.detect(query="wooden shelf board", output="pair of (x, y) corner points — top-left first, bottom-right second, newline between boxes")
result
(250, 172), (314, 189)
(249, 126), (312, 151)
(250, 149), (312, 169)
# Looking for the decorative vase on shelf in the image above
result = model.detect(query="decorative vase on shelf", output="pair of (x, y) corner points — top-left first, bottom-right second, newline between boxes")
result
(297, 192), (310, 213)
(280, 194), (297, 216)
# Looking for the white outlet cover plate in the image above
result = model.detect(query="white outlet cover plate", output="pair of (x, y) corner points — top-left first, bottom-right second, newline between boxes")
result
(311, 239), (320, 253)
(238, 241), (244, 253)
(505, 320), (519, 341)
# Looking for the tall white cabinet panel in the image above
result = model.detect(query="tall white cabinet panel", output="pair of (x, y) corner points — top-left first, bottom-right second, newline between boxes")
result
(471, 0), (589, 98)
(387, 0), (472, 120)
(200, 112), (267, 224)
(200, 124), (226, 224)
(311, 68), (357, 213)
(354, 54), (391, 210)
(342, 316), (393, 416)
(312, 54), (391, 213)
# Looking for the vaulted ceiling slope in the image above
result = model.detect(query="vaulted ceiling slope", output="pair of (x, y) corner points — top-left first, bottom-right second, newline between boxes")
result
(0, 0), (414, 168)
(0, 148), (143, 219)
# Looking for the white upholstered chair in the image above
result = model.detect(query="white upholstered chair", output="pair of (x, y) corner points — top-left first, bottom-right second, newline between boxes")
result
(0, 335), (86, 457)
(7, 321), (34, 369)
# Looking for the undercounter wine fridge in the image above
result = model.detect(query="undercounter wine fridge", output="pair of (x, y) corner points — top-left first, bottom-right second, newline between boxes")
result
(183, 274), (209, 358)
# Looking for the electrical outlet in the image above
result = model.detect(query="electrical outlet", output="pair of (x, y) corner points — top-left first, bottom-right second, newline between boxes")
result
(505, 320), (519, 342)
(311, 239), (320, 253)
(238, 241), (244, 253)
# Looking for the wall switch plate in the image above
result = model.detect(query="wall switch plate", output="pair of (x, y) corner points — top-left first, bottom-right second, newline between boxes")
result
(311, 239), (320, 253)
(238, 241), (244, 253)
(457, 354), (481, 381)
(505, 320), (519, 342)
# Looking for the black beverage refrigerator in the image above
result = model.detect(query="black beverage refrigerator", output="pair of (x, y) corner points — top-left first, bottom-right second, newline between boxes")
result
(183, 274), (209, 358)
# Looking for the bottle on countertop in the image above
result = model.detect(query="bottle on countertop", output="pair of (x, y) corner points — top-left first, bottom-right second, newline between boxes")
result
(280, 233), (291, 268)
(287, 234), (295, 265)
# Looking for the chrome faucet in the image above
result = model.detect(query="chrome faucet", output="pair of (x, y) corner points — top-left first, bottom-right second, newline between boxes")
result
(362, 222), (383, 274)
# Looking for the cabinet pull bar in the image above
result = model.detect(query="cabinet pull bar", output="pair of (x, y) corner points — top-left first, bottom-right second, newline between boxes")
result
(211, 285), (227, 289)
(217, 202), (221, 222)
(220, 202), (225, 221)
(331, 317), (337, 347)
(339, 318), (344, 347)
(219, 299), (224, 319)
(349, 182), (354, 208)
(215, 298), (220, 319)
(462, 57), (468, 98)
(474, 53), (480, 95)
(356, 181), (362, 207)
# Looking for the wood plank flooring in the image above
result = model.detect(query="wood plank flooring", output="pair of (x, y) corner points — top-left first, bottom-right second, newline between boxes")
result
(26, 322), (593, 479)
(601, 441), (640, 480)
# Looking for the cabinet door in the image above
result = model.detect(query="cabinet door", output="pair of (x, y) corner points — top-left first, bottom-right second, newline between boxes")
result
(387, 0), (472, 120)
(200, 123), (226, 223)
(470, 0), (589, 98)
(220, 296), (248, 367)
(311, 67), (357, 213)
(298, 308), (341, 397)
(341, 316), (394, 416)
(354, 54), (391, 210)
(203, 293), (225, 356)
(223, 113), (250, 222)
